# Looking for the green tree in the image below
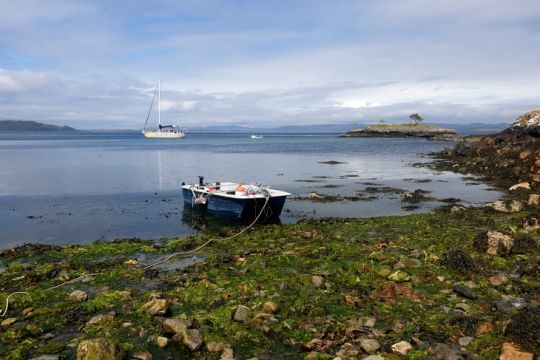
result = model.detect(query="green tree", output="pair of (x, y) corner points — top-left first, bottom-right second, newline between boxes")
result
(409, 113), (423, 126)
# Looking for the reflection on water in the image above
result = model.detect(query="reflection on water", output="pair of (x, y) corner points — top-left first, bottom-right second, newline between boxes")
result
(0, 132), (502, 248)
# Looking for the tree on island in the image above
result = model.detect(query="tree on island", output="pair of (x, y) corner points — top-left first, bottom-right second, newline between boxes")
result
(409, 113), (423, 126)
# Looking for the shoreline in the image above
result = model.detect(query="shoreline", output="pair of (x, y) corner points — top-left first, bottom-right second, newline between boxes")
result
(1, 114), (538, 359)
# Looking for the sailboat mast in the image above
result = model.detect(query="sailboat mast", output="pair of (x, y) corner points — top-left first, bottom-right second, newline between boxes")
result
(158, 80), (161, 127)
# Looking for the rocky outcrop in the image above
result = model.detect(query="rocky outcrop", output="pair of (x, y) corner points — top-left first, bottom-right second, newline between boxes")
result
(430, 110), (540, 190)
(339, 124), (456, 138)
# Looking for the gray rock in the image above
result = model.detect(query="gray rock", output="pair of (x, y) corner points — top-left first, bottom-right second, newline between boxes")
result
(358, 317), (377, 328)
(233, 305), (250, 323)
(391, 341), (413, 355)
(359, 339), (380, 354)
(453, 284), (478, 300)
(183, 329), (204, 351)
(458, 336), (473, 346)
(494, 297), (527, 313)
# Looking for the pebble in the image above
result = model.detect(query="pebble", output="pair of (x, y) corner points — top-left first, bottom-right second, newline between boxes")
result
(221, 348), (235, 360)
(489, 275), (508, 286)
(233, 305), (250, 323)
(156, 336), (168, 348)
(391, 340), (413, 355)
(359, 339), (380, 354)
(458, 336), (473, 346)
(453, 284), (478, 300)
(312, 275), (324, 288)
(207, 342), (230, 352)
(263, 301), (279, 314)
(69, 290), (88, 302)
(133, 351), (153, 360)
(121, 322), (132, 328)
(387, 270), (411, 282)
(454, 303), (471, 313)
(358, 317), (376, 328)
(1, 317), (18, 327)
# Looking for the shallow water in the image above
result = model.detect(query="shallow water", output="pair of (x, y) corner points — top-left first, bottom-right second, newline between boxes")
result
(0, 132), (501, 248)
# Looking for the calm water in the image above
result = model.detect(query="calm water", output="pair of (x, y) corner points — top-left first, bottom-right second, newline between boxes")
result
(0, 131), (500, 249)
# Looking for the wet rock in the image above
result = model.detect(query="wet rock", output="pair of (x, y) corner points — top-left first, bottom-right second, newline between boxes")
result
(474, 231), (514, 256)
(430, 343), (473, 359)
(388, 270), (411, 282)
(183, 329), (204, 351)
(156, 336), (168, 348)
(453, 284), (478, 300)
(233, 305), (250, 323)
(207, 342), (230, 352)
(495, 297), (527, 314)
(391, 341), (413, 356)
(394, 257), (422, 270)
(442, 249), (475, 274)
(69, 290), (88, 302)
(263, 301), (279, 314)
(162, 318), (191, 335)
(504, 307), (540, 353)
(312, 275), (324, 288)
(139, 298), (167, 316)
(509, 182), (531, 191)
(336, 343), (359, 358)
(458, 336), (473, 346)
(86, 314), (115, 328)
(77, 338), (122, 360)
(133, 351), (153, 360)
(499, 342), (533, 360)
(490, 200), (523, 213)
(359, 339), (380, 354)
(220, 348), (235, 360)
(308, 192), (322, 199)
(402, 189), (430, 203)
(528, 194), (540, 207)
(522, 217), (539, 233)
(36, 340), (64, 354)
(143, 268), (159, 279)
(1, 317), (18, 327)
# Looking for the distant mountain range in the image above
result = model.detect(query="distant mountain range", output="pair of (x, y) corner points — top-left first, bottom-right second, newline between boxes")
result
(0, 120), (77, 132)
(186, 122), (510, 135)
(0, 120), (510, 135)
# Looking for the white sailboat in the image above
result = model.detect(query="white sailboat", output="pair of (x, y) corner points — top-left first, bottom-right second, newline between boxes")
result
(142, 81), (186, 139)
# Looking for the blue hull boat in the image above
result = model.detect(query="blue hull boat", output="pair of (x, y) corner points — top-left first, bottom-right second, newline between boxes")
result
(181, 181), (290, 220)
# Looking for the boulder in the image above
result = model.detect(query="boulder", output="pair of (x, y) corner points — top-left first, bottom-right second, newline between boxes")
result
(507, 109), (540, 136)
(86, 314), (115, 328)
(232, 305), (250, 323)
(69, 290), (88, 302)
(182, 329), (204, 351)
(490, 200), (523, 213)
(162, 318), (191, 335)
(474, 231), (514, 256)
(391, 340), (413, 355)
(76, 338), (122, 360)
(139, 298), (167, 316)
(359, 339), (380, 354)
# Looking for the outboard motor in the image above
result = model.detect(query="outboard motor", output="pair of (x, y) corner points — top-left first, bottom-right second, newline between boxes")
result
(198, 176), (204, 186)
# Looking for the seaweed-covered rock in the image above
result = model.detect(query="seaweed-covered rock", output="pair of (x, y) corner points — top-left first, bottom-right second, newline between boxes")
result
(182, 329), (204, 351)
(233, 305), (250, 323)
(474, 231), (514, 256)
(77, 338), (122, 360)
(490, 200), (524, 213)
(504, 307), (540, 353)
(162, 318), (191, 336)
(139, 298), (167, 316)
(441, 249), (475, 274)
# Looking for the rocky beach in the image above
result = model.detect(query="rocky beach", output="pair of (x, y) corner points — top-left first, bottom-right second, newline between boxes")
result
(0, 112), (539, 360)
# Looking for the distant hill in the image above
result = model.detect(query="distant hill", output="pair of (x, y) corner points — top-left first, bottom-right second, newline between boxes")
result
(0, 120), (77, 132)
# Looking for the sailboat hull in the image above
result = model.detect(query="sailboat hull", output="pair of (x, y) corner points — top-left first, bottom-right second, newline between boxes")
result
(143, 130), (186, 138)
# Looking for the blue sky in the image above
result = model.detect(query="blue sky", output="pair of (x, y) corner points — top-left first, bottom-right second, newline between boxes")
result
(0, 0), (539, 129)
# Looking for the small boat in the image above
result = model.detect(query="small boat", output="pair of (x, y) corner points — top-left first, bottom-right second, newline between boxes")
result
(251, 134), (263, 139)
(142, 81), (186, 139)
(181, 177), (290, 220)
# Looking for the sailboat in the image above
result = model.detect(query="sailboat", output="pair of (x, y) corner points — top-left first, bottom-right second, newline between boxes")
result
(142, 81), (186, 139)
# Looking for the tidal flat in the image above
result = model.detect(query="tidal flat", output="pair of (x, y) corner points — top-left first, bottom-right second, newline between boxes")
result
(1, 203), (538, 359)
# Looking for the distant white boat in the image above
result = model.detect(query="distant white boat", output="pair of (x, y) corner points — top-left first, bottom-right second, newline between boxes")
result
(142, 81), (186, 139)
(251, 134), (263, 139)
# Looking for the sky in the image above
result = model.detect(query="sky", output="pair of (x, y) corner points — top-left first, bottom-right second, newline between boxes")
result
(0, 0), (539, 129)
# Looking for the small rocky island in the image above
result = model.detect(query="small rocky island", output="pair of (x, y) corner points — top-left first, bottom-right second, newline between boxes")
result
(0, 120), (77, 132)
(340, 124), (457, 139)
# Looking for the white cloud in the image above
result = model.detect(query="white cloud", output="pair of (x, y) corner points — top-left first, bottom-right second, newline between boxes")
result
(0, 68), (59, 93)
